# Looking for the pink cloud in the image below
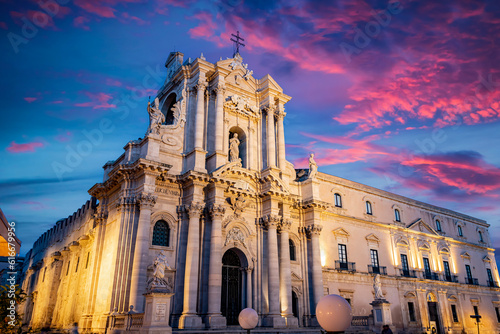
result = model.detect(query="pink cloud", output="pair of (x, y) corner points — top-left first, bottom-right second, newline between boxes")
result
(10, 11), (56, 30)
(74, 16), (91, 30)
(75, 92), (116, 109)
(74, 0), (142, 18)
(7, 141), (44, 153)
(106, 78), (122, 87)
(121, 12), (149, 25)
(55, 131), (73, 143)
(24, 97), (37, 103)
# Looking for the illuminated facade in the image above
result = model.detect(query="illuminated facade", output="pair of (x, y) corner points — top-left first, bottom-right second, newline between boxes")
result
(20, 51), (500, 334)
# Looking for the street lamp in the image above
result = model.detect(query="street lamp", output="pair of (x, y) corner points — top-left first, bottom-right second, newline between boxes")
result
(239, 308), (259, 334)
(316, 294), (353, 334)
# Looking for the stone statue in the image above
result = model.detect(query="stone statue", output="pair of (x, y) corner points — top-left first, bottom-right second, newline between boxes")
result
(147, 251), (172, 291)
(229, 133), (240, 162)
(374, 274), (384, 300)
(225, 227), (248, 249)
(308, 153), (318, 179)
(229, 194), (250, 216)
(147, 97), (165, 135)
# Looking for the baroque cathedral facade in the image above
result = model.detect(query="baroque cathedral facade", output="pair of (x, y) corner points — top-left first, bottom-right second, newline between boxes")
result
(21, 51), (500, 334)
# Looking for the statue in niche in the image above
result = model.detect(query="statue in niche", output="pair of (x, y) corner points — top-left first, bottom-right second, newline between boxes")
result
(229, 133), (240, 162)
(308, 153), (318, 179)
(147, 251), (172, 292)
(147, 97), (165, 135)
(373, 274), (384, 300)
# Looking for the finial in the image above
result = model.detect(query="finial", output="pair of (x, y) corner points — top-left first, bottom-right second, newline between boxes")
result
(230, 31), (245, 57)
(200, 52), (206, 60)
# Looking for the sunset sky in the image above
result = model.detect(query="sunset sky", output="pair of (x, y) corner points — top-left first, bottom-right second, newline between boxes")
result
(1, 0), (500, 257)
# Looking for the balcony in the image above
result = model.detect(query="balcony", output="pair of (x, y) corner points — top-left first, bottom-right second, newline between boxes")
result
(423, 271), (440, 281)
(465, 277), (479, 285)
(399, 268), (418, 278)
(335, 260), (356, 272)
(368, 265), (387, 275)
(487, 280), (499, 288)
(444, 274), (459, 283)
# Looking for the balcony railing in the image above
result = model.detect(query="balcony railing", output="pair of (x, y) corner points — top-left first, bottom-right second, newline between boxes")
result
(335, 260), (356, 272)
(368, 265), (387, 275)
(424, 271), (440, 280)
(444, 274), (459, 283)
(399, 268), (418, 278)
(465, 277), (479, 285)
(487, 280), (499, 288)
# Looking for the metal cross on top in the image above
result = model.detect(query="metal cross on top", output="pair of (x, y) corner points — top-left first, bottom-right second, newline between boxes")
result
(230, 31), (245, 57)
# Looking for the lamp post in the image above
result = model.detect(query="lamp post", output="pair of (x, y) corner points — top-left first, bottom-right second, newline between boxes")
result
(239, 308), (259, 334)
(316, 294), (353, 334)
(470, 314), (481, 334)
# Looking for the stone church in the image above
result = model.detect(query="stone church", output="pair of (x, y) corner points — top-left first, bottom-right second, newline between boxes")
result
(21, 51), (500, 334)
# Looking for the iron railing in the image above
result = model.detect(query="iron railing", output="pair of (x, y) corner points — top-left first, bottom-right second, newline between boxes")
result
(465, 277), (479, 285)
(444, 274), (459, 283)
(335, 260), (356, 272)
(399, 268), (418, 278)
(487, 280), (499, 288)
(368, 265), (387, 275)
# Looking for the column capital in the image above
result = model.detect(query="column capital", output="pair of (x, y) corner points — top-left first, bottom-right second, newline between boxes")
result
(185, 202), (204, 218)
(306, 224), (323, 236)
(275, 110), (287, 120)
(263, 104), (276, 115)
(116, 195), (136, 211)
(279, 219), (292, 232)
(262, 214), (281, 229)
(213, 83), (226, 95)
(209, 204), (225, 219)
(137, 193), (157, 209)
(194, 79), (208, 91)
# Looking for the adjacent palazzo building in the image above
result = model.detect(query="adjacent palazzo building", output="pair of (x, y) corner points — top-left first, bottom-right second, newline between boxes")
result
(21, 51), (500, 334)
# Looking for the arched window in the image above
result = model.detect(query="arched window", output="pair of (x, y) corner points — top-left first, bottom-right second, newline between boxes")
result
(366, 201), (373, 215)
(152, 220), (170, 247)
(458, 225), (463, 237)
(161, 94), (177, 125)
(334, 193), (342, 208)
(479, 231), (484, 242)
(394, 209), (401, 222)
(289, 239), (296, 261)
(435, 220), (442, 232)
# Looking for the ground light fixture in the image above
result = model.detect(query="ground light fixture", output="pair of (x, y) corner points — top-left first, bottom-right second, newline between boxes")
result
(238, 308), (259, 334)
(316, 294), (353, 333)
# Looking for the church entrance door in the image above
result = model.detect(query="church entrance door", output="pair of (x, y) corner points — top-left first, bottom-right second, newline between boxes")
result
(221, 249), (243, 325)
(427, 302), (441, 334)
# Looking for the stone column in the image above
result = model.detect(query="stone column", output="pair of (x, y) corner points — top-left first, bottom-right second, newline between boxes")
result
(206, 204), (226, 328)
(263, 214), (286, 328)
(246, 266), (253, 308)
(276, 109), (287, 170)
(179, 203), (204, 329)
(214, 84), (225, 153)
(307, 224), (324, 312)
(279, 219), (298, 327)
(266, 106), (276, 168)
(194, 79), (207, 150)
(129, 193), (157, 313)
(416, 288), (429, 331)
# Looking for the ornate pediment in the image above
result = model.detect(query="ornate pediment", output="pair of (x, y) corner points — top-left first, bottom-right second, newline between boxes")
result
(260, 169), (290, 195)
(224, 94), (259, 118)
(407, 218), (439, 235)
(291, 271), (303, 281)
(461, 252), (471, 260)
(483, 256), (492, 263)
(333, 227), (350, 237)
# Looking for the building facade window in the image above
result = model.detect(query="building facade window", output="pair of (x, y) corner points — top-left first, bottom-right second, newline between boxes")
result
(334, 193), (342, 208)
(66, 261), (71, 276)
(465, 264), (473, 283)
(152, 220), (170, 247)
(401, 254), (409, 274)
(451, 305), (459, 323)
(85, 252), (90, 269)
(289, 239), (296, 261)
(370, 249), (379, 268)
(435, 219), (442, 232)
(479, 231), (484, 242)
(408, 302), (416, 322)
(366, 201), (373, 215)
(495, 307), (500, 323)
(394, 209), (401, 222)
(443, 261), (451, 280)
(458, 225), (463, 237)
(423, 257), (431, 278)
(75, 256), (80, 273)
(42, 267), (47, 283)
(487, 268), (494, 286)
(473, 305), (479, 316)
(338, 244), (348, 264)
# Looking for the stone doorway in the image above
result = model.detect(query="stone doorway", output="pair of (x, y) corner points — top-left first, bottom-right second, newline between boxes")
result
(427, 302), (441, 334)
(221, 249), (243, 325)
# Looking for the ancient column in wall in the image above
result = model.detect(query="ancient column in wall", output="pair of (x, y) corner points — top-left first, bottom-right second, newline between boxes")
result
(246, 266), (253, 308)
(129, 193), (157, 313)
(194, 79), (207, 149)
(206, 204), (226, 328)
(279, 219), (297, 326)
(266, 106), (276, 168)
(263, 214), (285, 327)
(276, 108), (287, 170)
(179, 203), (204, 329)
(307, 224), (324, 311)
(214, 83), (225, 153)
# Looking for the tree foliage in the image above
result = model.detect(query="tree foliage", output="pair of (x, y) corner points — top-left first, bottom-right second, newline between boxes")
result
(0, 284), (27, 334)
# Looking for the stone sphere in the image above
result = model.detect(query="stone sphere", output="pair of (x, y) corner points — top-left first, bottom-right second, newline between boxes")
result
(316, 294), (352, 332)
(238, 308), (259, 330)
